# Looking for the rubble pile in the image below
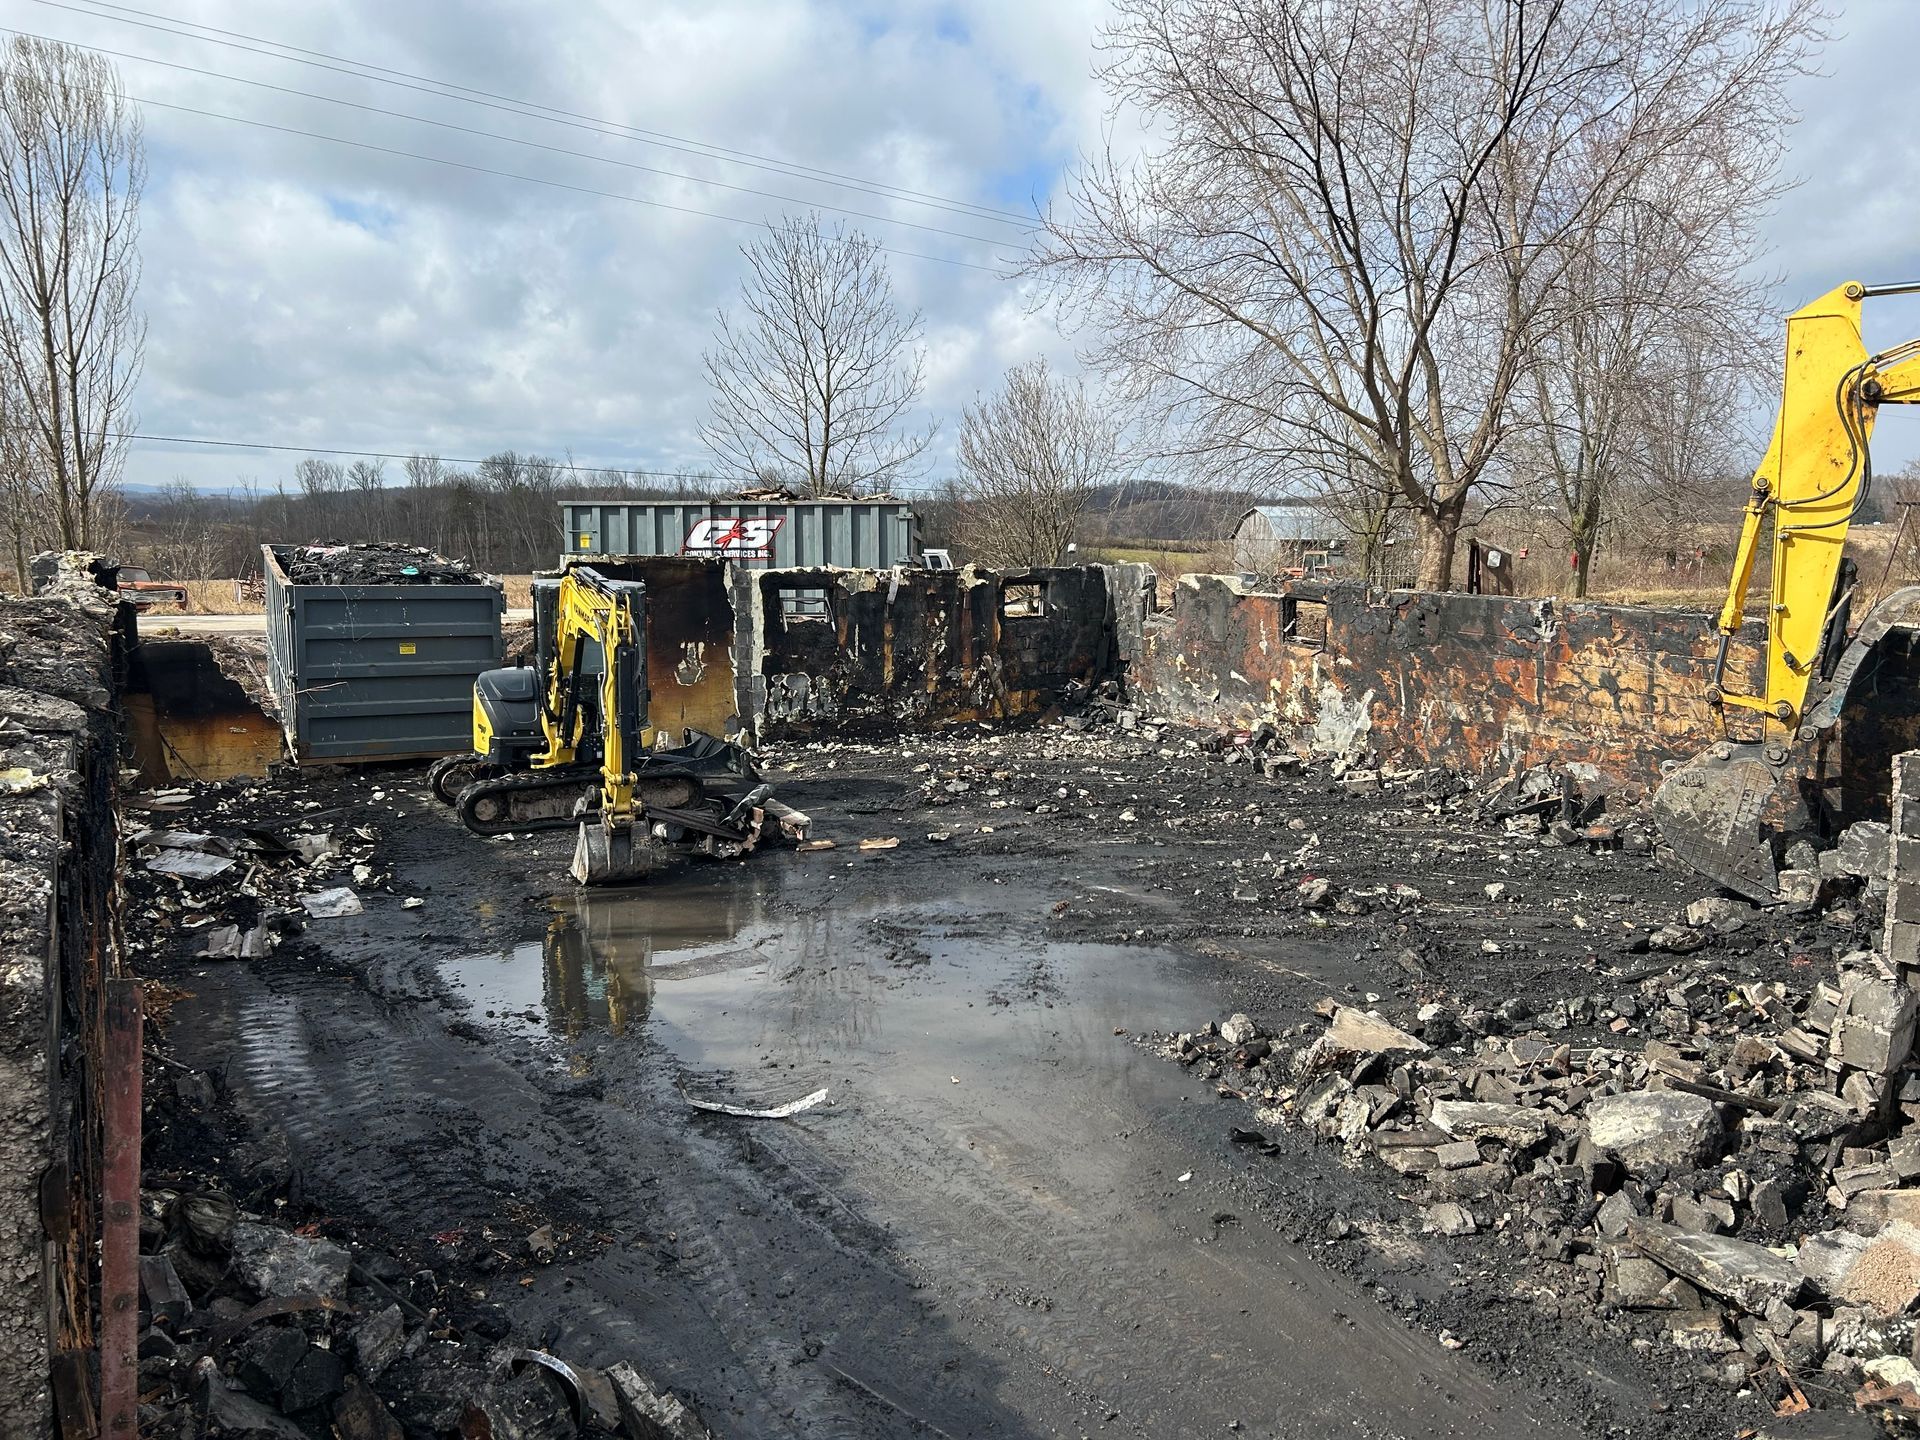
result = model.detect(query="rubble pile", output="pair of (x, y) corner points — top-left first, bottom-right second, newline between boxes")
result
(131, 1181), (708, 1440)
(122, 779), (399, 967)
(278, 543), (492, 588)
(1154, 855), (1920, 1419)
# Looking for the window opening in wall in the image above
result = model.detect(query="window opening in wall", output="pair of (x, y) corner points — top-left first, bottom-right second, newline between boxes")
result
(1282, 596), (1328, 648)
(777, 587), (831, 625)
(1002, 582), (1048, 618)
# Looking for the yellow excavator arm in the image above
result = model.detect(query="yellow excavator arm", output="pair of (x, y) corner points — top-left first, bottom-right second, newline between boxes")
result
(539, 566), (649, 821)
(1656, 280), (1920, 902)
(1708, 281), (1920, 739)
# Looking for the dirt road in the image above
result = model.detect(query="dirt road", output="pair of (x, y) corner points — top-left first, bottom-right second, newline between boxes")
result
(142, 733), (1774, 1438)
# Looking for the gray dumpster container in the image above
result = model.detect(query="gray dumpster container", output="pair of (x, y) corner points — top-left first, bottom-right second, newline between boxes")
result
(559, 498), (919, 569)
(263, 544), (503, 762)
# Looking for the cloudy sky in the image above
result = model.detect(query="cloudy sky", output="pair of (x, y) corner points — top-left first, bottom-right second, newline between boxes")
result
(13, 0), (1920, 492)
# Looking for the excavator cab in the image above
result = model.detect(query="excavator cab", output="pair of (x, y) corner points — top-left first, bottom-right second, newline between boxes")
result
(1653, 281), (1920, 900)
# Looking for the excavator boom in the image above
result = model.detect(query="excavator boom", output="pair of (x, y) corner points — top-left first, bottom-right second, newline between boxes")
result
(1654, 281), (1920, 899)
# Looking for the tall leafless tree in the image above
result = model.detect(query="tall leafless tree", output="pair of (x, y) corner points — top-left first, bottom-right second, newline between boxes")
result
(956, 358), (1123, 568)
(1028, 0), (1824, 590)
(702, 214), (934, 496)
(1514, 17), (1809, 596)
(0, 365), (41, 589)
(0, 37), (143, 550)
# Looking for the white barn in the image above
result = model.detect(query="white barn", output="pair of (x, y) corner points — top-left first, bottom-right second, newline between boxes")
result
(1231, 502), (1334, 575)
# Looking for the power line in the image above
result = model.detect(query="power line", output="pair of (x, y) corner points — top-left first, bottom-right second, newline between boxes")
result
(105, 427), (716, 483)
(130, 93), (1007, 273)
(32, 0), (1038, 229)
(3, 25), (1017, 246)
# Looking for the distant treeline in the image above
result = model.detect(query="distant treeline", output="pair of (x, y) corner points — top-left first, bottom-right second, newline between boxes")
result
(117, 461), (1260, 579)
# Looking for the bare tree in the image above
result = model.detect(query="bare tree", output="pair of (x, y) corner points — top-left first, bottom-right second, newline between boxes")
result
(146, 476), (227, 579)
(956, 358), (1123, 567)
(0, 37), (143, 550)
(702, 214), (934, 496)
(1029, 0), (1824, 589)
(0, 367), (43, 589)
(1515, 29), (1807, 595)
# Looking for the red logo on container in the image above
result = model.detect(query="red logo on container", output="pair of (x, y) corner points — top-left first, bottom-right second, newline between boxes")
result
(684, 516), (785, 558)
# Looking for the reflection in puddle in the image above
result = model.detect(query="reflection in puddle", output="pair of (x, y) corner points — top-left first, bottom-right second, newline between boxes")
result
(447, 883), (777, 1039)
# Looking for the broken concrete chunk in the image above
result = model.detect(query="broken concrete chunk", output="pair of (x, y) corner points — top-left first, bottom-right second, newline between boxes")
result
(197, 1376), (307, 1440)
(349, 1303), (406, 1380)
(606, 1361), (711, 1440)
(1325, 1006), (1426, 1055)
(299, 885), (362, 918)
(1434, 1140), (1480, 1170)
(1604, 1251), (1675, 1309)
(333, 1375), (406, 1440)
(1835, 820), (1892, 880)
(1834, 1221), (1920, 1315)
(229, 1221), (350, 1301)
(1585, 1091), (1722, 1171)
(1684, 896), (1751, 933)
(1595, 1189), (1642, 1239)
(1648, 923), (1707, 954)
(1423, 1202), (1477, 1237)
(1830, 971), (1919, 1075)
(1626, 1219), (1805, 1315)
(1219, 1013), (1259, 1046)
(1429, 1100), (1547, 1148)
(1843, 1190), (1920, 1231)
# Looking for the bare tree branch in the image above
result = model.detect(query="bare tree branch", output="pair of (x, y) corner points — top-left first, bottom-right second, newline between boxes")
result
(702, 213), (934, 496)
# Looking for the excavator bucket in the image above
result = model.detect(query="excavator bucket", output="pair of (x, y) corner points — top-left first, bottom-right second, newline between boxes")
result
(1651, 743), (1783, 904)
(570, 820), (660, 887)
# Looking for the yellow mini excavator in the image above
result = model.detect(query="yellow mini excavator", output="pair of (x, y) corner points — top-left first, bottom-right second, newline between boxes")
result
(1653, 280), (1920, 901)
(429, 564), (803, 885)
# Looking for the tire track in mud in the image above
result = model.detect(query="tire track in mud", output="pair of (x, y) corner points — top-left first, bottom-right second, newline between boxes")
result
(742, 996), (1562, 1440)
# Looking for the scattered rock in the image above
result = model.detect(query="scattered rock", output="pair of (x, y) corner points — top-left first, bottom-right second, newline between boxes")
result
(1324, 1006), (1426, 1055)
(1585, 1091), (1722, 1171)
(1626, 1220), (1805, 1315)
(229, 1222), (351, 1301)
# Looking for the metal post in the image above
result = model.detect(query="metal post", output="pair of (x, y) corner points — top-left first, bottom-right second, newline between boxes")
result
(99, 979), (141, 1438)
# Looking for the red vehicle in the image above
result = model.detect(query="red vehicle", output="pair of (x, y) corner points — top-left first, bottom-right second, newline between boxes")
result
(116, 566), (188, 612)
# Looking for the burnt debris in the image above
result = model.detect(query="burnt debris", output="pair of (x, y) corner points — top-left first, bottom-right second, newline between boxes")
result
(277, 543), (493, 588)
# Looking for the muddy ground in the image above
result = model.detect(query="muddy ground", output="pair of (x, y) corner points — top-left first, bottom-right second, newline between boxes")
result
(132, 720), (1851, 1439)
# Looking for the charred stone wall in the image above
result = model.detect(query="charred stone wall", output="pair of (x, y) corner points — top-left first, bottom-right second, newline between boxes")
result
(0, 577), (122, 1436)
(1144, 576), (1768, 789)
(736, 565), (1121, 740)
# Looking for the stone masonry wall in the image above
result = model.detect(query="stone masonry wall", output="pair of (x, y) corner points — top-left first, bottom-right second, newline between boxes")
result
(735, 565), (1124, 741)
(1143, 576), (1769, 791)
(0, 576), (120, 1436)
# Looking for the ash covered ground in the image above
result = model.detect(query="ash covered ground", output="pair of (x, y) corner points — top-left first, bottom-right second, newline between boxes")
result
(125, 714), (1906, 1440)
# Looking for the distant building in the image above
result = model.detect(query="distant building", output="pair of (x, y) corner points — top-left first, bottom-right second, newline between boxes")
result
(1231, 502), (1335, 575)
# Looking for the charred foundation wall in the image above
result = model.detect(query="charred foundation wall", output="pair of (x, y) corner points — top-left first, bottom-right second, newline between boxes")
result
(1142, 576), (1769, 791)
(0, 578), (122, 1437)
(730, 565), (1130, 741)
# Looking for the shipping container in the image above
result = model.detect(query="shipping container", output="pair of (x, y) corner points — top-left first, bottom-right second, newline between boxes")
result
(558, 498), (920, 570)
(263, 544), (504, 762)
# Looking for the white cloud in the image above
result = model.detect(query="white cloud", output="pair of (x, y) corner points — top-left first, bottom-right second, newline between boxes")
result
(53, 0), (1920, 491)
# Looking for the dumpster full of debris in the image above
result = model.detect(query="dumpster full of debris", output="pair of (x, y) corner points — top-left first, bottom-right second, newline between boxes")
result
(263, 543), (503, 763)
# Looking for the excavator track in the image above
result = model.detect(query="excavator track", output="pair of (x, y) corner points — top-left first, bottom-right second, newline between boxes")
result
(454, 768), (706, 837)
(429, 754), (501, 806)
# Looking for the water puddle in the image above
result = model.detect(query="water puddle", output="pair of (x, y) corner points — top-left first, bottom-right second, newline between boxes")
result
(443, 873), (1211, 1094)
(444, 878), (791, 1039)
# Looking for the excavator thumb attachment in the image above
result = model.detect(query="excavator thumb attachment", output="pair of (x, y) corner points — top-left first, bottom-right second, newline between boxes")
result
(570, 820), (662, 887)
(1651, 743), (1782, 904)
